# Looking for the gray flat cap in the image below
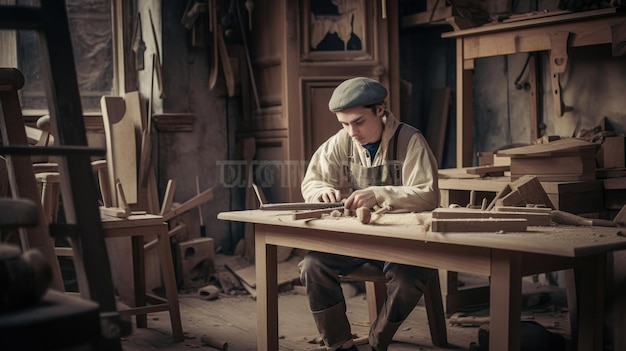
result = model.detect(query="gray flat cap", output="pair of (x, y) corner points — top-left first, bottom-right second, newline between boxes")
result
(328, 77), (387, 112)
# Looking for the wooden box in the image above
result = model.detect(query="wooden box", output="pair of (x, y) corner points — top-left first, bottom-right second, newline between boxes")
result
(176, 238), (215, 289)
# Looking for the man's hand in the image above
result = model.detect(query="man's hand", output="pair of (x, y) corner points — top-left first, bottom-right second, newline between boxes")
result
(317, 188), (342, 203)
(344, 189), (377, 210)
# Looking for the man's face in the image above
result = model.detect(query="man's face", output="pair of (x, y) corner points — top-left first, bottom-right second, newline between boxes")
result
(336, 105), (384, 145)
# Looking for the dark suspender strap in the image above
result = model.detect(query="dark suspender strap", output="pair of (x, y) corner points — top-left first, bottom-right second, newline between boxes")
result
(391, 123), (403, 161)
(390, 123), (404, 186)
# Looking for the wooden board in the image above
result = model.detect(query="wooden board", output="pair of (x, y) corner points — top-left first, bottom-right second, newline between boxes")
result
(432, 207), (551, 226)
(493, 206), (552, 214)
(430, 218), (528, 233)
(496, 138), (599, 158)
(466, 165), (510, 177)
(101, 95), (137, 206)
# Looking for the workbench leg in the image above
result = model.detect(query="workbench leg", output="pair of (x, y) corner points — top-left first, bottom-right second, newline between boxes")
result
(255, 226), (278, 351)
(575, 255), (606, 351)
(489, 250), (522, 351)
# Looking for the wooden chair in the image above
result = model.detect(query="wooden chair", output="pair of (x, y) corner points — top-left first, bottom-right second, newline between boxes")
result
(33, 160), (184, 341)
(341, 263), (448, 347)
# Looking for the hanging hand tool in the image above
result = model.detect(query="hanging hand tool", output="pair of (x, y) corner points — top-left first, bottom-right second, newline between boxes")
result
(208, 0), (219, 90)
(131, 13), (146, 70)
(235, 0), (260, 110)
(148, 9), (165, 99)
(216, 20), (235, 97)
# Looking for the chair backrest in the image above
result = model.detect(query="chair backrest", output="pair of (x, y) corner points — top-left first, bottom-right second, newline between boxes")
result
(101, 95), (138, 208)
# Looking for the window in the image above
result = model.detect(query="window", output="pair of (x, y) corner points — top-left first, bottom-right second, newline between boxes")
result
(1, 0), (116, 115)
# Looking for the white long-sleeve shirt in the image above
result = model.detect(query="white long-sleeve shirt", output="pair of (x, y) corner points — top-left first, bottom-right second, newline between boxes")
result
(301, 111), (439, 212)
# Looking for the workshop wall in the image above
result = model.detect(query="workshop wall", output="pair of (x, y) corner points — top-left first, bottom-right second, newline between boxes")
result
(136, 0), (234, 253)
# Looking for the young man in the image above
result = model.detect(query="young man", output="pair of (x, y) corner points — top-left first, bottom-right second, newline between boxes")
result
(299, 77), (439, 351)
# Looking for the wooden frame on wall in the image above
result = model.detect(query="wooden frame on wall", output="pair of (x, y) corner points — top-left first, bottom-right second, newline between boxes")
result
(301, 0), (374, 61)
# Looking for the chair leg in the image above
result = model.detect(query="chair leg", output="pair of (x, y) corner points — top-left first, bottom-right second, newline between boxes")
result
(424, 272), (448, 346)
(132, 236), (147, 328)
(365, 280), (387, 324)
(157, 228), (184, 342)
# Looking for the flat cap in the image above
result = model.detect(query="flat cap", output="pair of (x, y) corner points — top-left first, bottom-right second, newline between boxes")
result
(328, 77), (388, 112)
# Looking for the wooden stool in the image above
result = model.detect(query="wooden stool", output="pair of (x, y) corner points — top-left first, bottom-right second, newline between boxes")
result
(342, 263), (448, 346)
(100, 214), (183, 341)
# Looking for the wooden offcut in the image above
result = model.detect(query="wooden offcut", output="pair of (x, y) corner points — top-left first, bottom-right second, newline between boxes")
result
(496, 189), (525, 207)
(510, 175), (554, 209)
(465, 165), (510, 177)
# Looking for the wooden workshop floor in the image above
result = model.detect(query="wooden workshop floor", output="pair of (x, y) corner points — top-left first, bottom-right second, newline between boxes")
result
(120, 276), (571, 351)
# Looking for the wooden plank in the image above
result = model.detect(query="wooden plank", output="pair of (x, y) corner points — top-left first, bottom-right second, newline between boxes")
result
(466, 165), (510, 177)
(432, 207), (551, 226)
(493, 206), (552, 214)
(497, 138), (599, 158)
(430, 218), (527, 232)
(101, 95), (137, 206)
(161, 187), (214, 221)
(292, 206), (344, 220)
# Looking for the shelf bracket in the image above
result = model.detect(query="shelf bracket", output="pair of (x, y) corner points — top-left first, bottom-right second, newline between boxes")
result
(549, 31), (571, 117)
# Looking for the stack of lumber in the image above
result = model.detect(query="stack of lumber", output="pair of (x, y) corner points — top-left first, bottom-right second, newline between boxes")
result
(496, 138), (599, 181)
(431, 175), (554, 233)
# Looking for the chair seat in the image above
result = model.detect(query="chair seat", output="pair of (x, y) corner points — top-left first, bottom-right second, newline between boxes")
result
(341, 262), (387, 282)
(342, 265), (448, 347)
(0, 289), (101, 350)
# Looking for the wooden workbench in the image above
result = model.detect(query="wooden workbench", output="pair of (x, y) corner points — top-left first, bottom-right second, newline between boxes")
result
(218, 209), (626, 351)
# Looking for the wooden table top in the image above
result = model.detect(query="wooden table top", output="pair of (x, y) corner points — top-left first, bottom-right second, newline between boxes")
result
(218, 210), (626, 258)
